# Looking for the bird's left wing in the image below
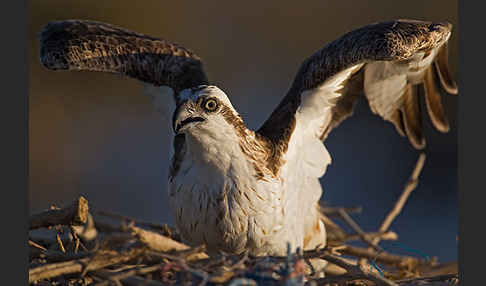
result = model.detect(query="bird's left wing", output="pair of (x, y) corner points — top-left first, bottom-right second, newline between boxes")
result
(257, 19), (457, 171)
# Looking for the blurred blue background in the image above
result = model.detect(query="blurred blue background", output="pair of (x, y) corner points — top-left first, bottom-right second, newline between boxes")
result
(29, 1), (458, 263)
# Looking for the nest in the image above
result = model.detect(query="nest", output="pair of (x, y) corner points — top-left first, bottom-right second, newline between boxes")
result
(28, 154), (458, 286)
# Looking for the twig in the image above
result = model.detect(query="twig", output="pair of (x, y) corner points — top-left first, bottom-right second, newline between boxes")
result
(374, 154), (426, 245)
(177, 245), (208, 261)
(337, 208), (384, 252)
(319, 211), (349, 243)
(418, 261), (458, 277)
(339, 245), (424, 269)
(229, 251), (249, 271)
(129, 225), (208, 261)
(109, 275), (168, 286)
(29, 247), (145, 283)
(93, 264), (165, 286)
(29, 241), (91, 262)
(321, 206), (363, 216)
(95, 209), (178, 235)
(396, 273), (458, 285)
(56, 234), (66, 253)
(208, 252), (249, 283)
(29, 240), (47, 251)
(360, 153), (426, 267)
(30, 196), (89, 230)
(147, 251), (210, 285)
(69, 225), (85, 253)
(344, 230), (398, 242)
(95, 232), (135, 251)
(317, 253), (398, 286)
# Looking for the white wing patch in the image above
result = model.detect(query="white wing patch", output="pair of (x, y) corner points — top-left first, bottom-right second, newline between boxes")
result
(298, 63), (364, 130)
(143, 84), (177, 162)
(364, 47), (440, 121)
(288, 64), (364, 178)
(143, 84), (176, 123)
(301, 133), (331, 178)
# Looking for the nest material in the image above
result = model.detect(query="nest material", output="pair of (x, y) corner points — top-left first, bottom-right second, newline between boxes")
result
(28, 154), (458, 286)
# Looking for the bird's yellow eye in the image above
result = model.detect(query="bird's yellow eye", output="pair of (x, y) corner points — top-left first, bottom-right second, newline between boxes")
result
(204, 98), (218, 111)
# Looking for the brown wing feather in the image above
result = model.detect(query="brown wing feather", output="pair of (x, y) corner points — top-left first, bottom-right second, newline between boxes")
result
(424, 67), (450, 133)
(39, 20), (209, 95)
(320, 69), (363, 140)
(258, 19), (456, 152)
(401, 84), (425, 149)
(390, 109), (407, 137)
(433, 42), (458, 95)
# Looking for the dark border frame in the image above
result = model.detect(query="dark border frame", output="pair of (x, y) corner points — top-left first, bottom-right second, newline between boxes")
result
(3, 0), (477, 284)
(1, 0), (29, 284)
(458, 1), (479, 285)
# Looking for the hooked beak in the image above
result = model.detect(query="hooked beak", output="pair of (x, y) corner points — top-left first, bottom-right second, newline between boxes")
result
(173, 105), (206, 134)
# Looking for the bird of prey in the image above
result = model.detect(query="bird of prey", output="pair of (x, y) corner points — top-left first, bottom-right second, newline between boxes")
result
(39, 19), (457, 259)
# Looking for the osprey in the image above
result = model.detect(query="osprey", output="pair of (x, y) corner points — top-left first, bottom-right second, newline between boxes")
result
(39, 19), (457, 258)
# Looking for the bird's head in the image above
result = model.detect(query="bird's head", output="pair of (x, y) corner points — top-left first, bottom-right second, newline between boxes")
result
(172, 85), (244, 136)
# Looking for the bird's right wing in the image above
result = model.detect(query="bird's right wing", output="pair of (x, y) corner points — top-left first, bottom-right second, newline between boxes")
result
(39, 19), (209, 105)
(39, 20), (210, 176)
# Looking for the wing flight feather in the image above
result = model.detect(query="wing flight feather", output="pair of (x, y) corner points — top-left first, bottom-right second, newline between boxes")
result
(39, 20), (209, 96)
(257, 19), (457, 153)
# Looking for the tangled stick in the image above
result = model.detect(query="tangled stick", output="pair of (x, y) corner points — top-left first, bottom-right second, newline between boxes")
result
(129, 225), (208, 261)
(30, 196), (89, 230)
(29, 247), (146, 283)
(359, 153), (426, 267)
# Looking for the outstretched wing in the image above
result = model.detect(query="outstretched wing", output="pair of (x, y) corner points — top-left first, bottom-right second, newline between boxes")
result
(258, 19), (457, 154)
(39, 20), (209, 98)
(39, 20), (210, 183)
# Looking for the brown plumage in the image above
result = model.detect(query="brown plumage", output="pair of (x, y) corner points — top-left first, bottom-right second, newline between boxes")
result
(401, 84), (425, 149)
(39, 20), (208, 96)
(433, 42), (458, 95)
(424, 67), (450, 133)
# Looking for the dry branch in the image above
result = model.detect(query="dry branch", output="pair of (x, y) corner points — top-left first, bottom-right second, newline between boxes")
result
(337, 208), (384, 252)
(94, 209), (178, 236)
(29, 240), (47, 251)
(344, 230), (398, 242)
(318, 253), (398, 286)
(93, 265), (166, 286)
(98, 275), (167, 286)
(397, 274), (458, 286)
(319, 211), (349, 243)
(340, 245), (424, 269)
(360, 153), (426, 267)
(418, 261), (458, 277)
(374, 153), (426, 246)
(321, 206), (363, 216)
(29, 247), (145, 283)
(129, 225), (208, 261)
(30, 196), (89, 230)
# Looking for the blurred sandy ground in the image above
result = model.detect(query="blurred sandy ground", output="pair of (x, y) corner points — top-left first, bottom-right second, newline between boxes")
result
(29, 1), (458, 261)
